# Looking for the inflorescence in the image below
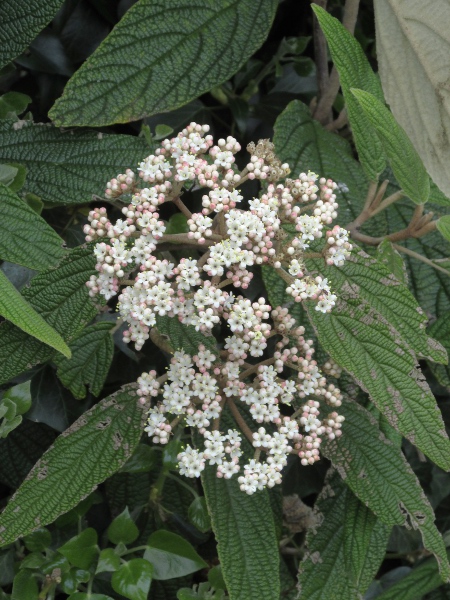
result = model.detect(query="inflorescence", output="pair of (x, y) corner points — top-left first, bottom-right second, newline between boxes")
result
(85, 123), (351, 494)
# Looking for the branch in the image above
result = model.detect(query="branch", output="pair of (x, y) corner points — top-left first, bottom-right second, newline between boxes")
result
(393, 244), (450, 277)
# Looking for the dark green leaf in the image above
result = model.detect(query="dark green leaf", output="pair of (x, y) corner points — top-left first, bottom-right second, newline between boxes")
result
(0, 247), (97, 385)
(155, 316), (217, 356)
(298, 468), (390, 599)
(60, 568), (91, 594)
(111, 558), (153, 600)
(107, 507), (139, 545)
(312, 5), (385, 180)
(49, 0), (278, 126)
(55, 322), (115, 399)
(0, 120), (148, 205)
(68, 594), (114, 600)
(11, 570), (39, 600)
(0, 385), (145, 546)
(120, 444), (156, 474)
(144, 530), (207, 580)
(0, 164), (17, 186)
(0, 549), (14, 585)
(428, 312), (450, 388)
(58, 528), (99, 570)
(0, 92), (31, 119)
(322, 400), (450, 581)
(23, 527), (51, 552)
(0, 182), (65, 269)
(0, 270), (71, 357)
(96, 548), (121, 574)
(351, 88), (430, 204)
(188, 497), (211, 533)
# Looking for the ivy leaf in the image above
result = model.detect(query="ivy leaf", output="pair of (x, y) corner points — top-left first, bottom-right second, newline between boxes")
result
(322, 400), (450, 581)
(111, 559), (153, 600)
(0, 247), (97, 385)
(0, 120), (148, 205)
(96, 548), (121, 574)
(0, 384), (145, 546)
(107, 507), (139, 545)
(188, 497), (211, 533)
(49, 0), (278, 126)
(11, 570), (39, 600)
(351, 88), (430, 204)
(0, 182), (65, 270)
(0, 269), (71, 358)
(298, 468), (390, 599)
(202, 463), (280, 600)
(0, 0), (65, 69)
(54, 322), (115, 399)
(144, 530), (207, 580)
(311, 5), (385, 180)
(58, 528), (99, 570)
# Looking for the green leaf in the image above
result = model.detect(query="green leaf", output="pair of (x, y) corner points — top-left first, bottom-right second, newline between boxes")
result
(304, 282), (450, 470)
(119, 444), (156, 474)
(0, 1), (64, 69)
(0, 120), (149, 205)
(69, 594), (114, 600)
(273, 100), (378, 229)
(428, 311), (450, 389)
(202, 464), (280, 600)
(23, 527), (51, 552)
(322, 400), (450, 581)
(0, 384), (145, 546)
(155, 315), (217, 356)
(0, 270), (71, 358)
(11, 570), (39, 600)
(351, 88), (430, 204)
(3, 382), (32, 416)
(144, 530), (207, 580)
(0, 183), (64, 269)
(375, 554), (450, 600)
(437, 216), (450, 242)
(54, 322), (115, 399)
(0, 164), (17, 186)
(58, 528), (99, 570)
(298, 468), (390, 599)
(60, 568), (91, 595)
(377, 239), (407, 284)
(0, 92), (31, 119)
(111, 558), (153, 600)
(107, 507), (139, 545)
(188, 497), (211, 533)
(311, 5), (385, 180)
(49, 0), (278, 126)
(0, 247), (97, 385)
(96, 548), (121, 574)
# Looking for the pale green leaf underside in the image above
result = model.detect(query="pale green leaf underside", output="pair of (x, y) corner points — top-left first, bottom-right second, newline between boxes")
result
(0, 0), (64, 69)
(306, 294), (450, 470)
(312, 5), (385, 180)
(0, 247), (97, 385)
(374, 0), (450, 198)
(351, 88), (430, 204)
(0, 270), (70, 358)
(0, 120), (149, 205)
(0, 182), (65, 269)
(0, 385), (144, 546)
(55, 322), (115, 399)
(376, 553), (450, 600)
(322, 400), (450, 581)
(49, 0), (278, 126)
(202, 464), (280, 600)
(298, 468), (389, 600)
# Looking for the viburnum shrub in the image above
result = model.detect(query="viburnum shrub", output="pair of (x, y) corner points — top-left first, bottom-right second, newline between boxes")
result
(85, 123), (351, 493)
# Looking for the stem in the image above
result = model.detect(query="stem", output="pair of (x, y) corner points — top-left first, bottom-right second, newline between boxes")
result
(227, 398), (255, 446)
(120, 545), (149, 556)
(172, 196), (193, 219)
(370, 190), (404, 216)
(312, 0), (332, 125)
(166, 472), (199, 498)
(393, 244), (450, 276)
(239, 357), (275, 381)
(150, 328), (173, 354)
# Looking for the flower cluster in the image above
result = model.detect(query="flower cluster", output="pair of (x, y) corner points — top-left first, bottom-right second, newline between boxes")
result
(86, 123), (351, 493)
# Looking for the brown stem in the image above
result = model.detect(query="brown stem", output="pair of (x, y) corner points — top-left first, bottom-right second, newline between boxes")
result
(227, 397), (255, 445)
(393, 243), (450, 276)
(150, 328), (173, 354)
(312, 0), (332, 125)
(324, 108), (348, 131)
(239, 357), (276, 381)
(172, 196), (193, 219)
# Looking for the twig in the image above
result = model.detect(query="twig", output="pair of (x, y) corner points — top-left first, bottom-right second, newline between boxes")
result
(227, 398), (255, 445)
(172, 196), (193, 219)
(312, 0), (332, 125)
(393, 244), (450, 276)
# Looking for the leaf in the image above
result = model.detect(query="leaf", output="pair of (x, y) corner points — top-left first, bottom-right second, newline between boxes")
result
(111, 559), (153, 600)
(428, 312), (450, 389)
(23, 527), (51, 552)
(375, 553), (450, 600)
(311, 5), (385, 180)
(69, 594), (114, 600)
(58, 528), (99, 570)
(0, 0), (65, 69)
(119, 444), (156, 474)
(0, 164), (17, 186)
(0, 120), (149, 205)
(305, 282), (450, 470)
(273, 100), (382, 230)
(155, 316), (217, 356)
(107, 507), (139, 545)
(351, 88), (430, 204)
(0, 92), (31, 119)
(377, 239), (407, 284)
(0, 384), (145, 546)
(322, 400), (450, 581)
(3, 382), (32, 416)
(0, 183), (65, 269)
(374, 1), (450, 198)
(0, 247), (97, 385)
(202, 464), (280, 600)
(11, 570), (39, 600)
(54, 322), (115, 399)
(0, 270), (71, 357)
(188, 497), (211, 533)
(298, 468), (390, 599)
(96, 548), (121, 574)
(60, 568), (91, 595)
(144, 530), (207, 580)
(49, 0), (278, 126)
(437, 216), (450, 242)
